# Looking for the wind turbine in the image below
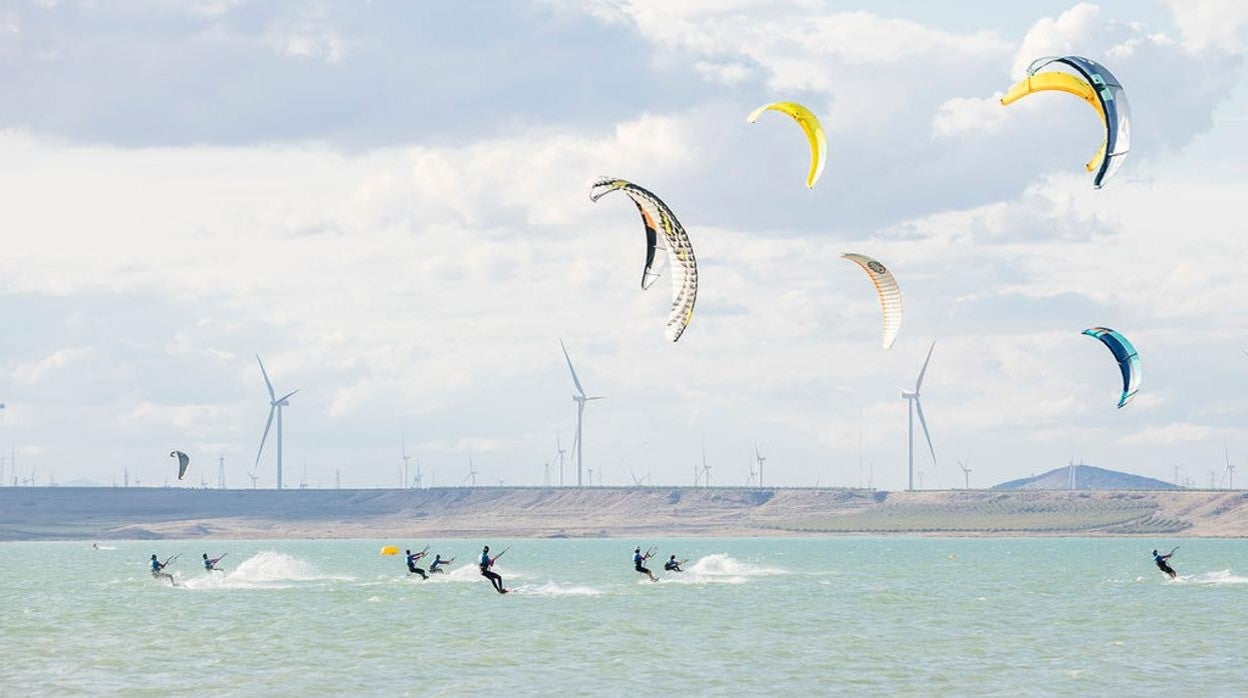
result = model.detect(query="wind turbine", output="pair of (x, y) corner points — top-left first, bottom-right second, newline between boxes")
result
(247, 469), (259, 489)
(901, 341), (938, 491)
(701, 446), (712, 487)
(401, 439), (411, 489)
(560, 340), (603, 487)
(556, 434), (567, 487)
(629, 467), (646, 488)
(464, 456), (479, 487)
(254, 354), (299, 490)
(414, 459), (423, 489)
(957, 458), (972, 490)
(1222, 445), (1236, 489)
(754, 446), (767, 488)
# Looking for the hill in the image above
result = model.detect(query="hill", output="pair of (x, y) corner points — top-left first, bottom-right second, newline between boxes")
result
(2, 485), (1247, 540)
(993, 464), (1180, 491)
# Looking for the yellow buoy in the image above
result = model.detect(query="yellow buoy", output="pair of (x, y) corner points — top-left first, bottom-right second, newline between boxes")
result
(380, 546), (399, 556)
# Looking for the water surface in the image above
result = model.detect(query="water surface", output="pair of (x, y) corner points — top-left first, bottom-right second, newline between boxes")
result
(1, 537), (1244, 695)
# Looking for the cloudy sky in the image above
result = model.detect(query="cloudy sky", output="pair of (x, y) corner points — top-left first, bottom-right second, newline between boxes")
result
(1, 0), (1247, 490)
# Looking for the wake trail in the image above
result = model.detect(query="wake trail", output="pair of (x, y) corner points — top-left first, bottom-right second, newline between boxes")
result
(511, 581), (604, 597)
(1173, 569), (1248, 586)
(657, 553), (787, 585)
(180, 551), (353, 590)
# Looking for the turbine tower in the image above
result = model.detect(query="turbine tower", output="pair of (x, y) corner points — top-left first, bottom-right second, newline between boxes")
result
(254, 354), (299, 490)
(217, 456), (226, 490)
(560, 340), (602, 487)
(464, 456), (479, 487)
(901, 341), (938, 492)
(958, 458), (971, 490)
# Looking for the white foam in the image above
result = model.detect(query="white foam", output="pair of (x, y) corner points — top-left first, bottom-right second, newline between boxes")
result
(426, 562), (527, 583)
(650, 554), (784, 585)
(685, 553), (785, 577)
(181, 551), (351, 590)
(1174, 569), (1248, 585)
(513, 581), (603, 597)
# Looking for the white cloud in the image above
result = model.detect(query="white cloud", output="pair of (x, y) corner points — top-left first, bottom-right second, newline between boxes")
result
(1, 3), (1248, 490)
(1118, 422), (1214, 446)
(1163, 0), (1248, 51)
(931, 95), (1007, 140)
(11, 348), (93, 386)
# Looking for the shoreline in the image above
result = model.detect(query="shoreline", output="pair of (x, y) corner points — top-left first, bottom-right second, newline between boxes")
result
(3, 486), (1247, 541)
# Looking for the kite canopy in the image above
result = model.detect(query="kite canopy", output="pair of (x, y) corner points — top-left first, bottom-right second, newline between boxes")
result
(170, 451), (190, 480)
(590, 177), (698, 342)
(1082, 327), (1141, 408)
(380, 546), (399, 556)
(842, 253), (903, 349)
(1001, 55), (1131, 188)
(746, 101), (827, 188)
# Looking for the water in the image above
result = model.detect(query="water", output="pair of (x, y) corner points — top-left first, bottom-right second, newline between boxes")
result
(2, 537), (1246, 695)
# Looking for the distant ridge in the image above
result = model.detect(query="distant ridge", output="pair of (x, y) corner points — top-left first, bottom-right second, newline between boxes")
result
(993, 464), (1181, 491)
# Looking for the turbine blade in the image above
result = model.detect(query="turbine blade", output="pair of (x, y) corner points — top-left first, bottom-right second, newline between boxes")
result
(278, 389), (300, 403)
(915, 399), (937, 468)
(915, 340), (937, 391)
(560, 339), (586, 397)
(256, 354), (276, 401)
(255, 405), (276, 468)
(585, 396), (605, 401)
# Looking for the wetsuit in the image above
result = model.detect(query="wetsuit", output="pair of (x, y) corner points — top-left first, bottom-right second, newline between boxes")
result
(634, 551), (653, 578)
(480, 552), (505, 593)
(429, 556), (449, 574)
(1154, 552), (1177, 579)
(150, 557), (174, 585)
(406, 551), (428, 580)
(664, 557), (682, 572)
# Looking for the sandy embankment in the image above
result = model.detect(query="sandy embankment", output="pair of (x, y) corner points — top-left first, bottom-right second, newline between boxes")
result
(1, 487), (1246, 541)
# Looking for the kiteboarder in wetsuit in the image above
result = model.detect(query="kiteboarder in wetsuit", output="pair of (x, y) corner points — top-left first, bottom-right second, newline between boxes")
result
(202, 553), (225, 572)
(429, 554), (453, 574)
(664, 554), (684, 572)
(1153, 547), (1178, 579)
(406, 549), (428, 579)
(479, 546), (507, 594)
(634, 547), (657, 582)
(150, 554), (175, 586)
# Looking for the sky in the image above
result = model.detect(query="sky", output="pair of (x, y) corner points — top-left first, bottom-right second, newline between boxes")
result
(1, 0), (1247, 490)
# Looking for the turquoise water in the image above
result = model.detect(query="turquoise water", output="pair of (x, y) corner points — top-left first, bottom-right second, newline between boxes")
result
(1, 537), (1245, 695)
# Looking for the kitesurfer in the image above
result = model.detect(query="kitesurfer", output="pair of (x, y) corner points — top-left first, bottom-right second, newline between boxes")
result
(479, 545), (507, 594)
(150, 554), (175, 586)
(664, 554), (684, 572)
(1153, 547), (1178, 579)
(202, 553), (225, 573)
(429, 554), (453, 574)
(634, 547), (657, 582)
(405, 548), (428, 579)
